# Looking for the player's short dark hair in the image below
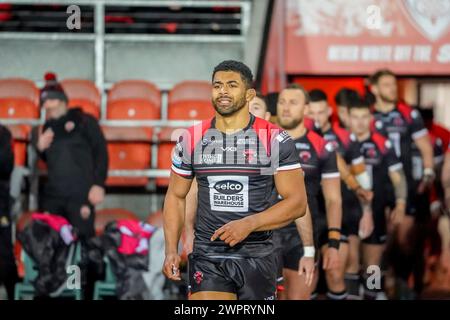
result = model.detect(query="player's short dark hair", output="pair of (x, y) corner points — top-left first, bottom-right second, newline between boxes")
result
(348, 94), (370, 112)
(254, 91), (268, 112)
(285, 83), (310, 104)
(335, 88), (360, 108)
(212, 60), (253, 89)
(309, 89), (328, 103)
(369, 69), (396, 85)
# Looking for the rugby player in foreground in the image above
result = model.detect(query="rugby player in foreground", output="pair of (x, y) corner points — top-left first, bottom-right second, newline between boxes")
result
(162, 60), (308, 300)
(184, 92), (316, 299)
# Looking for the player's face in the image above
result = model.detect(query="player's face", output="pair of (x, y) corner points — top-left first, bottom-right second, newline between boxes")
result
(307, 100), (331, 130)
(337, 105), (350, 129)
(349, 108), (371, 136)
(43, 99), (67, 119)
(277, 89), (306, 130)
(212, 71), (253, 117)
(249, 96), (269, 120)
(373, 75), (398, 103)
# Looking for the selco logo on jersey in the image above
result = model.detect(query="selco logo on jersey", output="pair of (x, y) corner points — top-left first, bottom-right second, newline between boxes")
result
(214, 180), (244, 195)
(208, 176), (249, 212)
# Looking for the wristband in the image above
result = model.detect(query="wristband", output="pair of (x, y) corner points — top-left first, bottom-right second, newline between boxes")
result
(328, 227), (341, 240)
(328, 239), (340, 250)
(303, 246), (315, 258)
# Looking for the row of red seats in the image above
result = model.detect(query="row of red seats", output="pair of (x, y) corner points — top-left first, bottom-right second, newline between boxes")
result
(0, 78), (214, 187)
(29, 126), (177, 187)
(0, 78), (215, 121)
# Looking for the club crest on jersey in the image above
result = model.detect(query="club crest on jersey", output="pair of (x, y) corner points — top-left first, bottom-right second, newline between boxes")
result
(366, 147), (377, 159)
(65, 121), (75, 132)
(299, 151), (312, 163)
(393, 117), (404, 126)
(193, 271), (203, 284)
(243, 149), (256, 163)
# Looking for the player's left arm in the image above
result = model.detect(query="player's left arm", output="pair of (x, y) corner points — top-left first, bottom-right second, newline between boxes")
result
(410, 110), (434, 186)
(210, 168), (307, 247)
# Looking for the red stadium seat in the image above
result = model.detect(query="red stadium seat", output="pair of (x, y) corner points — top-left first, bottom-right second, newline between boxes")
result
(102, 126), (153, 142)
(60, 79), (101, 119)
(168, 81), (214, 120)
(0, 78), (40, 106)
(156, 127), (185, 187)
(104, 126), (153, 187)
(169, 80), (211, 104)
(0, 78), (39, 119)
(106, 143), (151, 186)
(108, 80), (161, 106)
(6, 124), (31, 166)
(168, 100), (214, 120)
(0, 98), (39, 119)
(156, 143), (174, 187)
(107, 99), (160, 120)
(95, 208), (139, 236)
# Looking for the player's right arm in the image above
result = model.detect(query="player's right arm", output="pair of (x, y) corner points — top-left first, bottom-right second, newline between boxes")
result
(385, 140), (408, 225)
(163, 130), (194, 280)
(295, 205), (315, 286)
(184, 177), (198, 255)
(163, 172), (193, 280)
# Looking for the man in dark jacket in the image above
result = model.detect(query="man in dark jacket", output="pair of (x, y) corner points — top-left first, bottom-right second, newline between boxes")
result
(0, 124), (19, 299)
(37, 73), (108, 239)
(36, 73), (108, 298)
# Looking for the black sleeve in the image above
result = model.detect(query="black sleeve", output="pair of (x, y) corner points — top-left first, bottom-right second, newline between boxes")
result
(320, 141), (340, 179)
(0, 126), (14, 180)
(384, 139), (403, 172)
(171, 129), (194, 179)
(346, 137), (365, 167)
(409, 109), (428, 141)
(84, 115), (109, 187)
(272, 130), (302, 172)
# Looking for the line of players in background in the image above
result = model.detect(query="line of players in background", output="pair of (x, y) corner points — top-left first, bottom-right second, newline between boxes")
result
(249, 69), (449, 300)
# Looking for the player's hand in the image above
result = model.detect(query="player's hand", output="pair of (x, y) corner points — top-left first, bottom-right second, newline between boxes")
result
(322, 247), (340, 270)
(211, 217), (255, 247)
(355, 187), (373, 204)
(358, 210), (374, 239)
(298, 256), (315, 287)
(80, 205), (91, 220)
(390, 202), (406, 225)
(37, 128), (54, 152)
(183, 229), (195, 255)
(88, 185), (105, 205)
(417, 168), (435, 194)
(163, 253), (181, 281)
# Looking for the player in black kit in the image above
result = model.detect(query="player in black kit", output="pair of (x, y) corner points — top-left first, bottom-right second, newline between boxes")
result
(349, 100), (407, 299)
(162, 61), (308, 300)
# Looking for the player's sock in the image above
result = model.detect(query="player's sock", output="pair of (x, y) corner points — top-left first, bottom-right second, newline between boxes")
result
(326, 289), (348, 300)
(345, 273), (361, 299)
